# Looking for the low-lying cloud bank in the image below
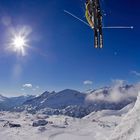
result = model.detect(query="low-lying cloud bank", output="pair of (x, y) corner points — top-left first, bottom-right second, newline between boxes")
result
(86, 80), (140, 103)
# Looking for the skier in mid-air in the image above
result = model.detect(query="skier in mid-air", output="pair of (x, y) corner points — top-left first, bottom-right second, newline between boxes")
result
(64, 0), (133, 49)
(85, 0), (103, 48)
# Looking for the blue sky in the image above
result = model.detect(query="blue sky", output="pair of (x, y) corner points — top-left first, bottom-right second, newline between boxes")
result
(0, 0), (140, 96)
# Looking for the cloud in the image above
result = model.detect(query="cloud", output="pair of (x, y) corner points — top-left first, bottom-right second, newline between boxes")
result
(22, 84), (32, 88)
(83, 80), (93, 85)
(86, 80), (140, 103)
(131, 70), (140, 77)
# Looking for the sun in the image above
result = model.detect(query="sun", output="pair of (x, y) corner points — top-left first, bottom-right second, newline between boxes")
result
(12, 35), (27, 51)
(8, 26), (31, 56)
(10, 34), (28, 56)
(13, 36), (26, 49)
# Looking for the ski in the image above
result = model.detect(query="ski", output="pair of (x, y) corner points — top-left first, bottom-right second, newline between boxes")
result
(94, 29), (98, 48)
(92, 0), (99, 48)
(96, 0), (103, 48)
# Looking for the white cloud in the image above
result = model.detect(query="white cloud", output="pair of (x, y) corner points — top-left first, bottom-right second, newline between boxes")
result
(83, 80), (93, 85)
(131, 70), (140, 77)
(22, 84), (32, 88)
(86, 80), (140, 103)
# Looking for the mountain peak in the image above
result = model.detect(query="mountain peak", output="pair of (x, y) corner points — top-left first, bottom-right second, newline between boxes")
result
(59, 89), (80, 93)
(0, 94), (8, 102)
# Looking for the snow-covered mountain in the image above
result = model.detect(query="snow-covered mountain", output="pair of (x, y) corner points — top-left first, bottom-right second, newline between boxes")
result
(14, 89), (88, 117)
(0, 83), (139, 118)
(23, 89), (86, 109)
(0, 95), (35, 111)
(13, 84), (139, 118)
(0, 94), (8, 102)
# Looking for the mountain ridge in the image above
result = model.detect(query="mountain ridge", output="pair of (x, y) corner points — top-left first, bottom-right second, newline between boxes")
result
(0, 84), (139, 118)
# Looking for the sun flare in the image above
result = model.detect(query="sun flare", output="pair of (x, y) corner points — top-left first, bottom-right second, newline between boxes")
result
(12, 35), (27, 52)
(13, 36), (26, 49)
(8, 26), (31, 56)
(10, 34), (28, 56)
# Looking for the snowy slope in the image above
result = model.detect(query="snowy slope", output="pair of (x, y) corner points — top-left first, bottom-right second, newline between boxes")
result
(0, 105), (127, 140)
(0, 94), (139, 140)
(83, 102), (134, 121)
(109, 92), (140, 140)
(0, 111), (114, 140)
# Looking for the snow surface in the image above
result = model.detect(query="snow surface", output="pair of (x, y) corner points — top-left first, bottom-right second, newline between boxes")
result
(0, 90), (140, 140)
(0, 101), (133, 140)
(109, 92), (140, 140)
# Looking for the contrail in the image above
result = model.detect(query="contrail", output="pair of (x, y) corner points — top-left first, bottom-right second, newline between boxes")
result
(64, 10), (134, 29)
